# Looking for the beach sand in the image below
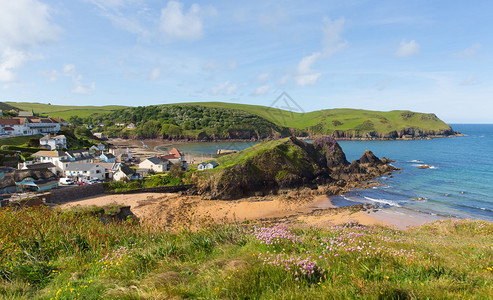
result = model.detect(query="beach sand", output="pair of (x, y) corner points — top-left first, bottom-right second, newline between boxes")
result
(108, 138), (212, 164)
(59, 192), (443, 231)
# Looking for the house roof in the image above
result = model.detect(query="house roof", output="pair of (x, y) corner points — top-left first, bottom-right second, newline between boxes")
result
(65, 163), (103, 172)
(169, 148), (183, 158)
(0, 169), (56, 189)
(0, 119), (21, 125)
(25, 163), (56, 170)
(119, 165), (135, 176)
(145, 157), (166, 165)
(102, 153), (115, 159)
(40, 134), (65, 141)
(99, 162), (120, 171)
(32, 150), (66, 157)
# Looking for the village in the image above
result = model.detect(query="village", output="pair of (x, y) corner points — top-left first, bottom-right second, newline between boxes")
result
(0, 111), (219, 202)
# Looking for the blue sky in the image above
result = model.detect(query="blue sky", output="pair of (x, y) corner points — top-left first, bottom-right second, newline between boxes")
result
(0, 0), (492, 123)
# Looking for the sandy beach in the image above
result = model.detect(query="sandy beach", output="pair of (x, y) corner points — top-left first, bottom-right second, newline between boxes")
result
(59, 192), (444, 231)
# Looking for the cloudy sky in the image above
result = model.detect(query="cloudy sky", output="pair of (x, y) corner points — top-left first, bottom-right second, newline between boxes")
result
(0, 0), (492, 123)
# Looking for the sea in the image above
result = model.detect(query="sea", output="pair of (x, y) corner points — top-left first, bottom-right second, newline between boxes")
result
(158, 124), (493, 222)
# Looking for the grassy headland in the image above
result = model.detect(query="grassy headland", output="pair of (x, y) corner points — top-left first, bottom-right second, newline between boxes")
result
(3, 102), (127, 120)
(4, 101), (456, 140)
(0, 206), (491, 299)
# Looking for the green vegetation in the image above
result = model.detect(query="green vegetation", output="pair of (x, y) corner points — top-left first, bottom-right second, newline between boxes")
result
(4, 101), (454, 139)
(0, 135), (42, 147)
(4, 102), (127, 120)
(0, 206), (491, 299)
(181, 102), (452, 135)
(104, 174), (183, 193)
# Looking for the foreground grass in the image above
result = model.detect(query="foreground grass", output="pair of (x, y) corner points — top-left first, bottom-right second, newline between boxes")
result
(0, 207), (491, 299)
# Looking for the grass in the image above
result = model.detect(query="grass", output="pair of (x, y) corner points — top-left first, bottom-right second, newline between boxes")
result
(0, 206), (491, 299)
(6, 101), (452, 135)
(177, 102), (452, 134)
(4, 102), (127, 120)
(0, 135), (42, 146)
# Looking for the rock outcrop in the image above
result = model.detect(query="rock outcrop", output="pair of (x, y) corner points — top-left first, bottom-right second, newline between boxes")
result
(192, 136), (398, 200)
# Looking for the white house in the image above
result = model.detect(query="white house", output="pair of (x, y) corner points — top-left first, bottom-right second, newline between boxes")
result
(139, 157), (168, 173)
(64, 163), (105, 181)
(40, 134), (67, 150)
(197, 161), (218, 171)
(113, 165), (140, 181)
(31, 150), (70, 173)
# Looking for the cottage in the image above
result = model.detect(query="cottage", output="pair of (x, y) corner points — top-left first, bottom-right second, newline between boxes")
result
(64, 163), (105, 181)
(197, 161), (218, 171)
(0, 169), (58, 194)
(99, 153), (116, 163)
(93, 132), (107, 140)
(39, 134), (66, 150)
(126, 123), (136, 129)
(18, 110), (34, 117)
(139, 157), (168, 173)
(113, 165), (140, 181)
(19, 162), (57, 175)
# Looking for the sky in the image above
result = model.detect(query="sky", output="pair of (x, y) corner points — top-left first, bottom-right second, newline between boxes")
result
(0, 0), (492, 123)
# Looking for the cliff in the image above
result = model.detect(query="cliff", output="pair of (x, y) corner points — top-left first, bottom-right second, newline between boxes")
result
(191, 136), (398, 200)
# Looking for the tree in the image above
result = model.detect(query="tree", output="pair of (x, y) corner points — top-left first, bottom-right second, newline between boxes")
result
(169, 164), (183, 178)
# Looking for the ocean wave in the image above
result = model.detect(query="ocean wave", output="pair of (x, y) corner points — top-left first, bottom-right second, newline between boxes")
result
(408, 159), (424, 163)
(362, 196), (402, 207)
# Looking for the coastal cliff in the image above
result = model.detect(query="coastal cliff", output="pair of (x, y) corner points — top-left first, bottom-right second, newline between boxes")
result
(191, 136), (397, 200)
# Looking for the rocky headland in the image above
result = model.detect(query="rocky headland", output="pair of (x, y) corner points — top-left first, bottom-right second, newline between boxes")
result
(190, 136), (398, 200)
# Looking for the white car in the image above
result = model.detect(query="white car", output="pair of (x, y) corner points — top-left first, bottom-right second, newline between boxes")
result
(59, 178), (74, 185)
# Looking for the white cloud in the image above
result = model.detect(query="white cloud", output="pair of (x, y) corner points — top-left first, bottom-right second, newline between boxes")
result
(40, 69), (59, 83)
(202, 61), (217, 71)
(84, 0), (149, 39)
(453, 43), (481, 58)
(159, 1), (216, 41)
(321, 17), (348, 56)
(294, 17), (347, 87)
(252, 85), (270, 96)
(149, 67), (161, 80)
(63, 64), (76, 76)
(0, 0), (60, 82)
(210, 80), (237, 95)
(256, 72), (270, 82)
(460, 75), (478, 86)
(72, 75), (95, 95)
(395, 39), (420, 57)
(295, 52), (322, 87)
(0, 48), (28, 82)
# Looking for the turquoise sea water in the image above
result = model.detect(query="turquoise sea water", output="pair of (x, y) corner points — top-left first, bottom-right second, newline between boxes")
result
(160, 124), (493, 222)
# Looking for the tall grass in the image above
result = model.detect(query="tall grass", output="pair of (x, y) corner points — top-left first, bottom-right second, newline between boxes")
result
(0, 207), (491, 299)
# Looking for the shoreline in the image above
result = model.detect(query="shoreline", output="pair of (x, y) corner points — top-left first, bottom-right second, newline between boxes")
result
(58, 192), (449, 231)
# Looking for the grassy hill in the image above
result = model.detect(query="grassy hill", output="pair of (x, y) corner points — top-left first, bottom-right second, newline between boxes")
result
(0, 206), (491, 299)
(3, 101), (455, 139)
(4, 102), (127, 119)
(178, 102), (452, 135)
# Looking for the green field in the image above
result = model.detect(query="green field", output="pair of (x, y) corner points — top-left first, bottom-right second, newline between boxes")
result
(4, 101), (453, 137)
(4, 102), (127, 120)
(178, 102), (452, 134)
(0, 206), (491, 299)
(0, 135), (42, 146)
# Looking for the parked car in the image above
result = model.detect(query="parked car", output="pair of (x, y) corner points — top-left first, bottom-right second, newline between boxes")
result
(59, 178), (74, 185)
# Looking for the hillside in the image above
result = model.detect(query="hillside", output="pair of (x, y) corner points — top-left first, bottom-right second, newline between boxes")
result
(0, 206), (491, 299)
(179, 102), (455, 138)
(3, 101), (457, 140)
(3, 102), (127, 119)
(190, 136), (397, 199)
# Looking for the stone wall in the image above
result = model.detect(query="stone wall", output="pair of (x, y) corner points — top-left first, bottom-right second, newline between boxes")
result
(49, 183), (104, 204)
